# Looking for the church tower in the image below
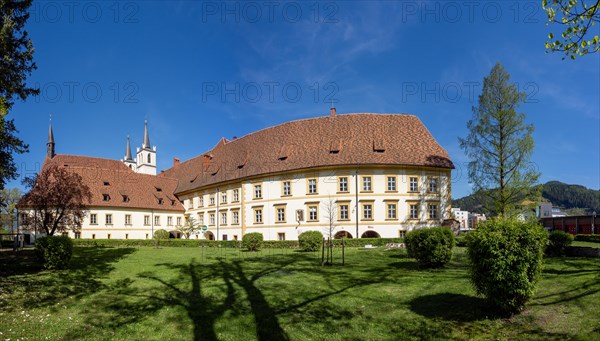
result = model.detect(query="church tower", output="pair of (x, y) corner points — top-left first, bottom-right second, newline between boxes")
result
(122, 135), (136, 171)
(47, 116), (55, 159)
(136, 120), (156, 175)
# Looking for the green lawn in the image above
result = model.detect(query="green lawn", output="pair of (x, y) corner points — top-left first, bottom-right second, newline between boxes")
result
(572, 241), (600, 248)
(0, 246), (598, 341)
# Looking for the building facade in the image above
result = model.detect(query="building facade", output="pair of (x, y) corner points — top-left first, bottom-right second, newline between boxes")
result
(19, 110), (454, 241)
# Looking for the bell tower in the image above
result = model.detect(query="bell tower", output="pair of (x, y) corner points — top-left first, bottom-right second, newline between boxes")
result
(136, 120), (156, 175)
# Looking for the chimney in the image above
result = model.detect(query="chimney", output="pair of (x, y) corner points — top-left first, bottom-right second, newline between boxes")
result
(330, 107), (337, 116)
(173, 157), (180, 168)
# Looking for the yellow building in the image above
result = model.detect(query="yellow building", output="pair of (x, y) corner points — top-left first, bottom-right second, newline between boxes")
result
(20, 109), (453, 241)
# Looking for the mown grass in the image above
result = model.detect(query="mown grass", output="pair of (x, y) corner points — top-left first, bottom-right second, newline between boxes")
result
(0, 246), (598, 340)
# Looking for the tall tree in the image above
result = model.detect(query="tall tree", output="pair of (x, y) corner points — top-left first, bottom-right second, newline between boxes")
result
(1, 0), (38, 108)
(19, 164), (92, 236)
(459, 63), (540, 218)
(1, 0), (38, 195)
(0, 97), (28, 197)
(543, 0), (600, 59)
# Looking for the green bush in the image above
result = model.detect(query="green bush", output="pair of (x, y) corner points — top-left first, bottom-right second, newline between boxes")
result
(298, 231), (323, 251)
(455, 235), (467, 247)
(546, 231), (574, 256)
(574, 234), (600, 243)
(405, 227), (454, 268)
(242, 232), (263, 251)
(153, 229), (170, 239)
(466, 219), (547, 314)
(35, 235), (73, 270)
(331, 237), (404, 247)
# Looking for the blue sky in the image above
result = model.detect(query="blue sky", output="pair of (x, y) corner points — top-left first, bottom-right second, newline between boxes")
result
(7, 1), (600, 198)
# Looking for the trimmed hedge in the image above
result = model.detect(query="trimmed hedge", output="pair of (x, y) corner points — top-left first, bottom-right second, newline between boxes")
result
(466, 219), (547, 314)
(35, 235), (73, 270)
(242, 232), (263, 251)
(574, 234), (600, 243)
(298, 231), (323, 251)
(405, 227), (454, 268)
(71, 237), (404, 249)
(546, 231), (574, 256)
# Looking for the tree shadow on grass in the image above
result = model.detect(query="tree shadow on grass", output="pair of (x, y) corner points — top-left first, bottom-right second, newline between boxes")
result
(409, 293), (504, 321)
(0, 247), (135, 312)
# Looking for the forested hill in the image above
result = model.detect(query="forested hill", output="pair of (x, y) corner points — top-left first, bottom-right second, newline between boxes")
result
(452, 181), (600, 215)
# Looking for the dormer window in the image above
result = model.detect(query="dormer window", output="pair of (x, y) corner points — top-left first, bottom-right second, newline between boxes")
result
(103, 181), (110, 186)
(155, 187), (162, 192)
(102, 194), (110, 201)
(157, 198), (164, 205)
(373, 139), (385, 153)
(122, 195), (129, 202)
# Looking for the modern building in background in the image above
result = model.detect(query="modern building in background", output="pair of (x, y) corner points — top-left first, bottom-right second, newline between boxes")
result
(19, 110), (454, 241)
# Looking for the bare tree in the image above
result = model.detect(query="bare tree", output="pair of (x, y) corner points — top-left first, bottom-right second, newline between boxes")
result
(321, 196), (338, 265)
(19, 164), (92, 236)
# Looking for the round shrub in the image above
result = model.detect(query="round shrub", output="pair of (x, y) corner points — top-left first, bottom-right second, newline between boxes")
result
(153, 229), (170, 239)
(242, 232), (263, 251)
(298, 231), (323, 252)
(546, 230), (573, 256)
(466, 219), (547, 314)
(405, 227), (455, 268)
(35, 235), (73, 270)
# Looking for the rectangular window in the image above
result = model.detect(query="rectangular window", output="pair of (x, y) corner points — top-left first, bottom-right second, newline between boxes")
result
(387, 203), (397, 219)
(74, 232), (81, 239)
(339, 177), (348, 192)
(198, 214), (204, 225)
(221, 212), (227, 225)
(254, 209), (263, 223)
(387, 176), (397, 191)
(209, 213), (215, 225)
(233, 189), (239, 202)
(233, 235), (238, 240)
(409, 177), (419, 192)
(199, 196), (204, 207)
(282, 181), (291, 196)
(339, 204), (349, 220)
(362, 176), (372, 191)
(308, 205), (318, 221)
(154, 216), (160, 226)
(125, 214), (131, 225)
(177, 217), (182, 226)
(209, 194), (215, 205)
(232, 211), (239, 225)
(399, 230), (406, 238)
(189, 198), (194, 209)
(410, 204), (419, 219)
(223, 234), (228, 241)
(362, 204), (373, 220)
(276, 207), (286, 222)
(105, 214), (112, 225)
(144, 215), (150, 225)
(428, 178), (438, 193)
(429, 204), (438, 220)
(90, 213), (97, 225)
(92, 234), (96, 239)
(167, 216), (173, 226)
(308, 178), (317, 194)
(278, 233), (285, 241)
(221, 191), (227, 204)
(254, 184), (262, 199)
(125, 233), (129, 240)
(107, 234), (111, 239)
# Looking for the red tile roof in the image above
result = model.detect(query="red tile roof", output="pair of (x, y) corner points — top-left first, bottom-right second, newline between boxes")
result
(162, 113), (453, 195)
(35, 155), (184, 212)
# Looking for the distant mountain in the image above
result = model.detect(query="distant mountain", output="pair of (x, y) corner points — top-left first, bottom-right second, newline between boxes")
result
(452, 181), (600, 215)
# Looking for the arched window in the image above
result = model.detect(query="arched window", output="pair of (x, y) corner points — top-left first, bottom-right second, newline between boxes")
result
(147, 153), (151, 163)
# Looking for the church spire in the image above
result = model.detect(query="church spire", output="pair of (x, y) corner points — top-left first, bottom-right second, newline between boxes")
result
(47, 114), (55, 159)
(124, 135), (133, 161)
(142, 119), (150, 149)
